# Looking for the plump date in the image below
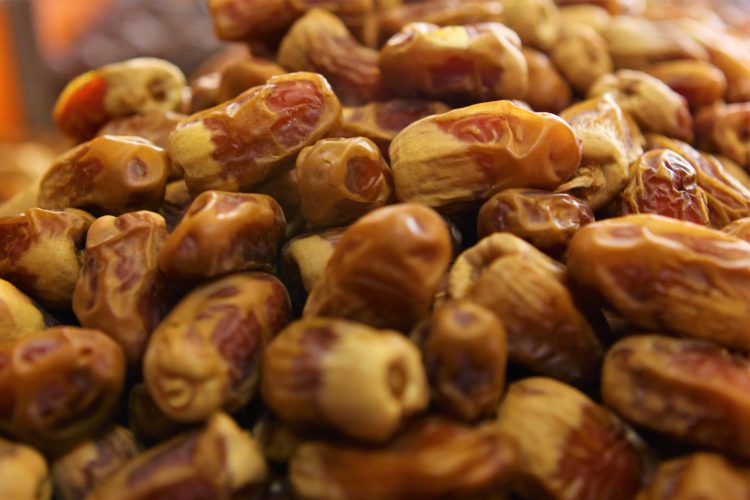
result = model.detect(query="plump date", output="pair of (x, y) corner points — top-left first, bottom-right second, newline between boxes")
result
(0, 279), (44, 342)
(645, 60), (727, 110)
(144, 272), (291, 422)
(550, 26), (612, 94)
(0, 437), (51, 500)
(167, 72), (342, 194)
(521, 47), (572, 113)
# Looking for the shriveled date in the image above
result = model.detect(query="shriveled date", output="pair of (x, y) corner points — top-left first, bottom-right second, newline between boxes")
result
(168, 72), (341, 194)
(144, 272), (291, 422)
(603, 335), (750, 459)
(567, 214), (750, 351)
(0, 327), (125, 454)
(390, 100), (582, 212)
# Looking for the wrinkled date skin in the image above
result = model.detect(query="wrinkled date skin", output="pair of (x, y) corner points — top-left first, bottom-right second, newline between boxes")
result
(72, 211), (168, 365)
(588, 70), (694, 143)
(0, 208), (94, 309)
(0, 279), (45, 342)
(290, 417), (518, 500)
(158, 191), (286, 280)
(496, 377), (651, 500)
(167, 72), (342, 194)
(567, 215), (750, 351)
(645, 60), (727, 110)
(53, 58), (186, 142)
(303, 204), (451, 332)
(619, 149), (711, 226)
(88, 413), (268, 500)
(550, 26), (613, 94)
(0, 437), (51, 500)
(332, 99), (450, 160)
(723, 217), (750, 243)
(38, 136), (170, 216)
(412, 300), (507, 421)
(278, 9), (386, 106)
(52, 426), (139, 500)
(602, 335), (750, 459)
(296, 137), (392, 227)
(144, 272), (291, 422)
(477, 188), (594, 257)
(637, 453), (750, 500)
(97, 111), (187, 151)
(262, 318), (428, 442)
(557, 94), (644, 210)
(521, 47), (572, 113)
(389, 100), (582, 212)
(281, 227), (344, 304)
(379, 22), (528, 103)
(0, 327), (125, 454)
(448, 234), (604, 387)
(709, 103), (750, 170)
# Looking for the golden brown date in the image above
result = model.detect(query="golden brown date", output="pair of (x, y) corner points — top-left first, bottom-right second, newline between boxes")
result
(303, 204), (451, 331)
(0, 279), (44, 342)
(412, 300), (506, 421)
(52, 426), (139, 500)
(602, 335), (750, 459)
(557, 94), (644, 210)
(87, 413), (268, 500)
(157, 191), (286, 279)
(551, 26), (613, 94)
(521, 47), (572, 113)
(0, 437), (51, 500)
(127, 384), (190, 445)
(496, 377), (651, 500)
(568, 214), (750, 350)
(53, 58), (185, 142)
(449, 234), (604, 386)
(0, 327), (125, 454)
(278, 9), (386, 106)
(379, 22), (527, 103)
(254, 169), (306, 238)
(157, 179), (192, 231)
(0, 208), (94, 309)
(554, 0), (644, 15)
(262, 318), (428, 442)
(72, 211), (168, 365)
(332, 99), (450, 159)
(290, 417), (518, 500)
(97, 110), (186, 151)
(296, 137), (392, 227)
(499, 0), (561, 51)
(281, 227), (344, 304)
(167, 72), (342, 194)
(558, 4), (611, 31)
(723, 217), (750, 243)
(619, 149), (711, 225)
(637, 453), (750, 500)
(144, 272), (291, 422)
(701, 103), (750, 170)
(645, 60), (727, 110)
(477, 188), (594, 256)
(38, 136), (170, 216)
(390, 100), (582, 212)
(216, 57), (287, 103)
(588, 70), (693, 142)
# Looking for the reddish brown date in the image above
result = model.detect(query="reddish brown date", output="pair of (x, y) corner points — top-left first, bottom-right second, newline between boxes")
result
(167, 72), (342, 194)
(158, 191), (286, 280)
(0, 327), (125, 454)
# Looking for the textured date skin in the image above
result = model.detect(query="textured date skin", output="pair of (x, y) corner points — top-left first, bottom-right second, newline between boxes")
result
(158, 191), (286, 279)
(379, 22), (528, 103)
(97, 111), (186, 151)
(167, 72), (342, 194)
(496, 377), (651, 500)
(619, 149), (711, 226)
(556, 94), (644, 210)
(0, 279), (45, 342)
(144, 273), (291, 422)
(568, 215), (750, 351)
(645, 60), (727, 110)
(521, 47), (572, 113)
(0, 208), (94, 309)
(53, 58), (185, 142)
(477, 188), (594, 256)
(550, 26), (613, 94)
(603, 335), (750, 459)
(262, 318), (428, 442)
(296, 137), (392, 227)
(711, 103), (750, 169)
(72, 211), (168, 365)
(723, 217), (750, 243)
(390, 100), (582, 213)
(0, 327), (125, 454)
(290, 417), (518, 500)
(38, 136), (170, 216)
(303, 204), (451, 332)
(52, 426), (139, 500)
(449, 234), (604, 387)
(278, 9), (386, 106)
(412, 301), (507, 421)
(87, 413), (268, 500)
(0, 437), (51, 500)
